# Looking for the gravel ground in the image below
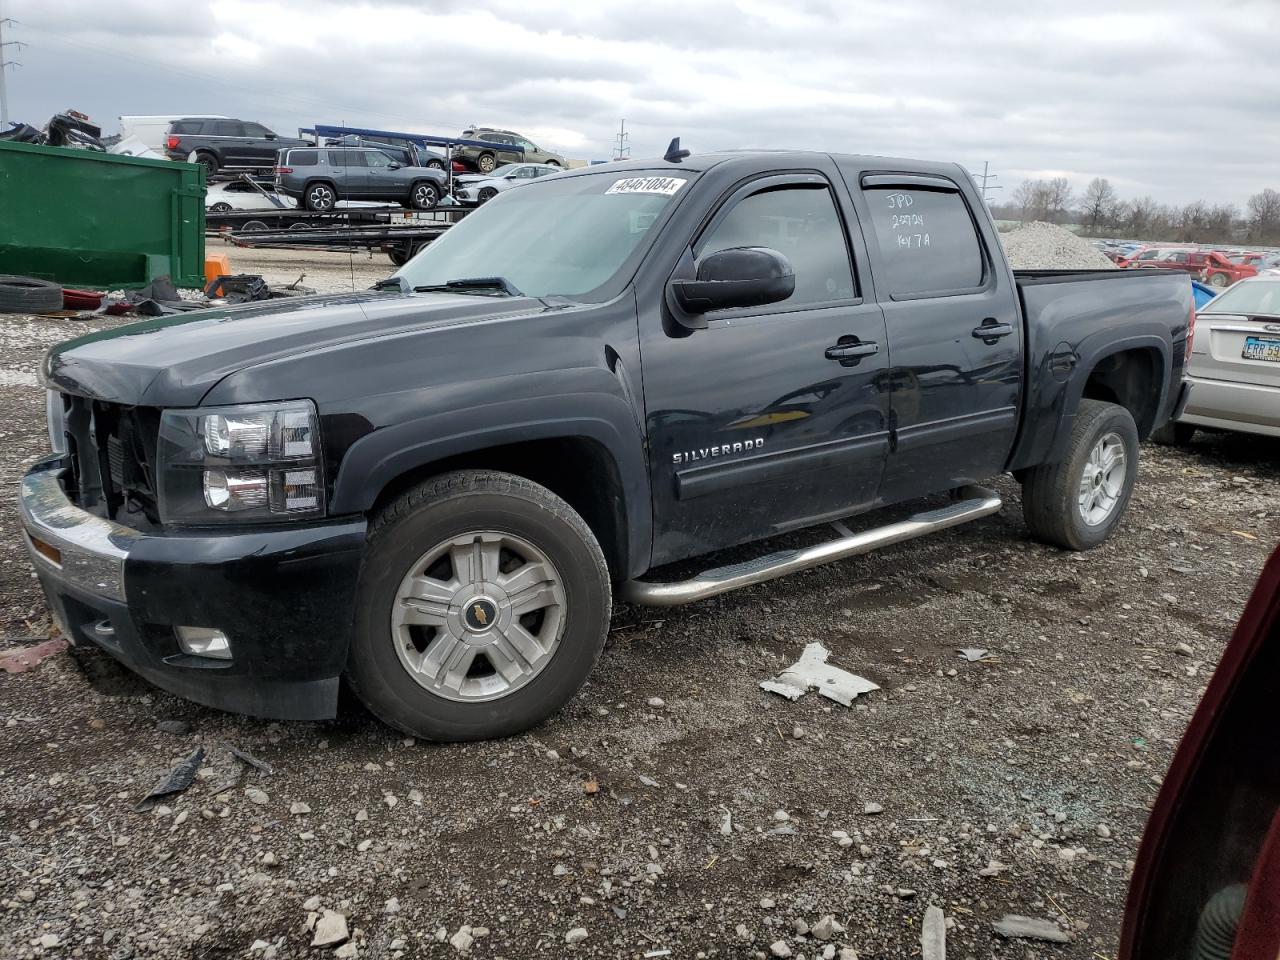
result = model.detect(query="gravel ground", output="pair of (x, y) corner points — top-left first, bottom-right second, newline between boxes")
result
(1000, 222), (1118, 271)
(2, 258), (1278, 960)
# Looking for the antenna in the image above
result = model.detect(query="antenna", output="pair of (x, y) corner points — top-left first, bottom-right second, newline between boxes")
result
(0, 2), (26, 129)
(663, 137), (690, 164)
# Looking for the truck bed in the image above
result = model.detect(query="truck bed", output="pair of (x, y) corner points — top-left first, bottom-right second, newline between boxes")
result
(1008, 268), (1193, 471)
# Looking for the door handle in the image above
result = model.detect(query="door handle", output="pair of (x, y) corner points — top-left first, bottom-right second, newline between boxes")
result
(825, 339), (880, 364)
(972, 320), (1014, 343)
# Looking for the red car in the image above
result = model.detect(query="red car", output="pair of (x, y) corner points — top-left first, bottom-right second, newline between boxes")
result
(1200, 251), (1259, 289)
(1121, 544), (1280, 959)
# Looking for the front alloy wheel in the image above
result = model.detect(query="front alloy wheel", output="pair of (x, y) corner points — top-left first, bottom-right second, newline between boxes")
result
(392, 531), (566, 702)
(411, 183), (438, 210)
(347, 470), (611, 741)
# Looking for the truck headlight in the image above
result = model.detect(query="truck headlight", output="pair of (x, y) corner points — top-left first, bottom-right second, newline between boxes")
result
(157, 400), (325, 525)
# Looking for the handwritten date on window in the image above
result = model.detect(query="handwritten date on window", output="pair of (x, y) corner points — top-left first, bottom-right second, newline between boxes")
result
(884, 195), (929, 249)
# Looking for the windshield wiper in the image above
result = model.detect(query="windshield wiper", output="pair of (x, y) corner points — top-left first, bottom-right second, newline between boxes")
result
(413, 276), (524, 297)
(372, 277), (405, 291)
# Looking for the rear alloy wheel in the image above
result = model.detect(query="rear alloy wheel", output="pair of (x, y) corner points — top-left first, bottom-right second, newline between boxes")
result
(477, 152), (496, 173)
(305, 183), (336, 212)
(209, 201), (233, 213)
(477, 187), (498, 204)
(1020, 399), (1139, 550)
(1208, 272), (1230, 288)
(347, 470), (611, 741)
(411, 182), (439, 210)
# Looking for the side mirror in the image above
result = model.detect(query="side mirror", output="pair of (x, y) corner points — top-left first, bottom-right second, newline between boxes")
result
(265, 132), (278, 140)
(672, 246), (795, 315)
(387, 161), (402, 170)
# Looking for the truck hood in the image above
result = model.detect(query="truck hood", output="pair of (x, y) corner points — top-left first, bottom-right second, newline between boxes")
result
(45, 289), (548, 407)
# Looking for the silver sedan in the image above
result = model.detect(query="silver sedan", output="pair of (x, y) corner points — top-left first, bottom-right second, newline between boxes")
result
(1160, 275), (1280, 442)
(452, 163), (562, 205)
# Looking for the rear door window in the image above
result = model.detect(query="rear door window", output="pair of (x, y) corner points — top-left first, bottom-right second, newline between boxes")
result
(212, 121), (244, 137)
(327, 151), (366, 167)
(862, 185), (985, 297)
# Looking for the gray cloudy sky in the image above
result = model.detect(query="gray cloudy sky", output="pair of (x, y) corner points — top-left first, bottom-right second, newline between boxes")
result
(5, 0), (1277, 206)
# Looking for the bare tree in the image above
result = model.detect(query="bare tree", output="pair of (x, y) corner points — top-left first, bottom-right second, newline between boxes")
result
(1044, 177), (1074, 224)
(1247, 188), (1280, 243)
(1082, 177), (1118, 232)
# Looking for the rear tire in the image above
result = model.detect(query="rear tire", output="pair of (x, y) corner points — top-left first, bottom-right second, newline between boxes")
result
(209, 201), (233, 213)
(195, 151), (219, 176)
(346, 470), (611, 742)
(1021, 399), (1139, 551)
(1208, 272), (1230, 288)
(1150, 420), (1196, 446)
(304, 182), (337, 212)
(477, 152), (496, 173)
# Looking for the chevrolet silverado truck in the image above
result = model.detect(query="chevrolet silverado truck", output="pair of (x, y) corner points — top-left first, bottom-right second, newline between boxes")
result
(20, 146), (1194, 741)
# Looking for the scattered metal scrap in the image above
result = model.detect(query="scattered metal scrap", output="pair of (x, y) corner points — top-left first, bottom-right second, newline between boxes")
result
(957, 648), (992, 662)
(228, 745), (275, 775)
(134, 747), (205, 811)
(760, 642), (879, 706)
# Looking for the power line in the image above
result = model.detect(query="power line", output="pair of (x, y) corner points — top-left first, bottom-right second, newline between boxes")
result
(19, 24), (437, 132)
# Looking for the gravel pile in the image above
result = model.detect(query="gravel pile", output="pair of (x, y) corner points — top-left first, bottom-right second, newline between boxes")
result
(1000, 221), (1117, 271)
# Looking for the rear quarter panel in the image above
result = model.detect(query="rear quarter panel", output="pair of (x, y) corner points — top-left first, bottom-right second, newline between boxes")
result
(1009, 270), (1191, 470)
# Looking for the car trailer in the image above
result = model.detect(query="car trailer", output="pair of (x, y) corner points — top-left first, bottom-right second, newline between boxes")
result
(221, 221), (455, 266)
(302, 124), (526, 198)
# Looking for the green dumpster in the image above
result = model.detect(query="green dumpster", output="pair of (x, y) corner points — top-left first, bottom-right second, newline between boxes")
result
(0, 139), (205, 289)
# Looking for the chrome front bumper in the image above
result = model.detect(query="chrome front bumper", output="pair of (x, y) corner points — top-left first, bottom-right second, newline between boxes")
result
(17, 459), (142, 602)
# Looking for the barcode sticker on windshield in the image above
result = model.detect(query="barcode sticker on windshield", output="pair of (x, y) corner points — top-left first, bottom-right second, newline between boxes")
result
(605, 176), (687, 197)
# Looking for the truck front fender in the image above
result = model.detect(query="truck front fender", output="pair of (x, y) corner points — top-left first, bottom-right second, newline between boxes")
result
(328, 383), (651, 578)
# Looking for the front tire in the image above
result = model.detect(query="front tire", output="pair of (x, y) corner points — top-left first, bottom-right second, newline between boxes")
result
(477, 187), (498, 204)
(1208, 272), (1230, 288)
(347, 471), (611, 742)
(1021, 399), (1139, 550)
(411, 182), (439, 210)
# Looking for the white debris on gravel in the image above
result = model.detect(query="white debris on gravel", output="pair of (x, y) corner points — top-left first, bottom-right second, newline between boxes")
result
(999, 221), (1117, 270)
(760, 642), (879, 706)
(992, 914), (1072, 942)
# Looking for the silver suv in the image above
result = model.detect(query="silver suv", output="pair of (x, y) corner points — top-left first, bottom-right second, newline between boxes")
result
(275, 146), (449, 212)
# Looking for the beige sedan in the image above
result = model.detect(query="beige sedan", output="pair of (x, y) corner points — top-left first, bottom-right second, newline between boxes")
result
(1158, 275), (1280, 443)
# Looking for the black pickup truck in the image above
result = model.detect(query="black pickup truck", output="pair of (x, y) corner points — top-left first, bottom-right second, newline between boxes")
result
(20, 148), (1194, 741)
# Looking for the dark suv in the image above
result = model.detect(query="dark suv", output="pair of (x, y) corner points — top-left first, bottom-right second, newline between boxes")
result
(275, 146), (448, 211)
(457, 127), (566, 173)
(165, 118), (308, 175)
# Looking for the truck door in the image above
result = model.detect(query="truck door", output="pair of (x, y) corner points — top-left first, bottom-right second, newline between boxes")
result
(850, 171), (1022, 502)
(642, 169), (892, 564)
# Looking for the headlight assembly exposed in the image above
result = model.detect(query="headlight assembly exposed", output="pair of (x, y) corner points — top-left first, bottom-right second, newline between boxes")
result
(157, 400), (325, 525)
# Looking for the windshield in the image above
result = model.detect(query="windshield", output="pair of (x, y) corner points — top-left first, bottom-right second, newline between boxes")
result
(1202, 280), (1280, 316)
(396, 170), (691, 299)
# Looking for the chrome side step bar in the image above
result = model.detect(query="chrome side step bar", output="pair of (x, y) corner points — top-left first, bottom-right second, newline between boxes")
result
(623, 485), (1002, 608)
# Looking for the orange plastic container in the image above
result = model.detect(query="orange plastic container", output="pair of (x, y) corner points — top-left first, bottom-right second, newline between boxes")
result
(204, 253), (232, 288)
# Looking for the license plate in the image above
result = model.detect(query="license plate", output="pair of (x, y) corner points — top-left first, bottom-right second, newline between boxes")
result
(1243, 336), (1280, 362)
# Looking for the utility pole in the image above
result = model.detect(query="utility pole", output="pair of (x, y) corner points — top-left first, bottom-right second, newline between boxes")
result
(613, 119), (630, 162)
(0, 2), (25, 130)
(974, 161), (1002, 204)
